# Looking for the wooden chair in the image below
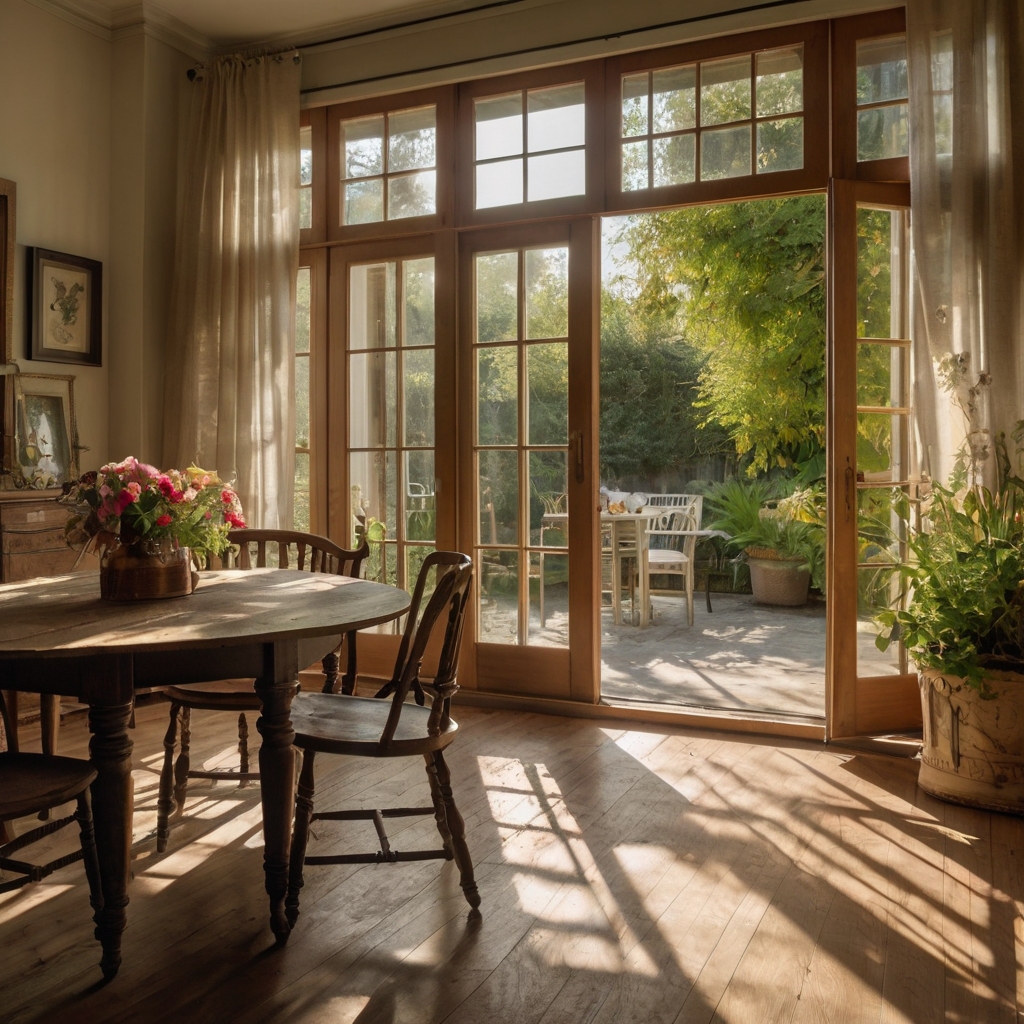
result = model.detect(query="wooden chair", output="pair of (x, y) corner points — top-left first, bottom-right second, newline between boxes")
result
(644, 505), (701, 626)
(155, 529), (368, 853)
(0, 691), (104, 964)
(286, 551), (478, 927)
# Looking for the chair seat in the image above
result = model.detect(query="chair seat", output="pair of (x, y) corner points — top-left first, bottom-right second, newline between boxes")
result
(648, 549), (690, 568)
(163, 678), (262, 711)
(290, 693), (457, 757)
(0, 752), (97, 821)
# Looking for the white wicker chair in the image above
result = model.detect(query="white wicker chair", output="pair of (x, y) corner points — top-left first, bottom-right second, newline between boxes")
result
(644, 504), (702, 626)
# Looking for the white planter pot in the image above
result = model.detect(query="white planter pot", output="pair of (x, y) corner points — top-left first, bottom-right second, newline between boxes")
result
(919, 667), (1024, 815)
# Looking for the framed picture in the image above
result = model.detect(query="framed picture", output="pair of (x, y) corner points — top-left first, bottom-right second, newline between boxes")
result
(9, 373), (79, 491)
(27, 247), (102, 366)
(0, 178), (14, 365)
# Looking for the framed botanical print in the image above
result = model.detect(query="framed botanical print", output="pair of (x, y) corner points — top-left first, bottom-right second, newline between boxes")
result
(10, 373), (79, 491)
(27, 247), (102, 366)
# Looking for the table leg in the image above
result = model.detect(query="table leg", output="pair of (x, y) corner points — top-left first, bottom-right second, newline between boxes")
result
(88, 701), (134, 980)
(638, 533), (650, 628)
(254, 644), (298, 945)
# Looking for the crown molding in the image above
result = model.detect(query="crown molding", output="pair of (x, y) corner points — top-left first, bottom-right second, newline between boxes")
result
(20, 0), (212, 57)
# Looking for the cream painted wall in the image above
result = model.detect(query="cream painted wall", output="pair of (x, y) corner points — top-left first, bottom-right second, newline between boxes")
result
(0, 0), (111, 471)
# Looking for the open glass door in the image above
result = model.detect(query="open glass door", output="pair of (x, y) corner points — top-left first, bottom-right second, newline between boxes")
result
(458, 221), (599, 701)
(828, 178), (919, 739)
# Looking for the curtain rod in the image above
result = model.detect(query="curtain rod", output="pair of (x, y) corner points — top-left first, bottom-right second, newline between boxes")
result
(301, 0), (814, 94)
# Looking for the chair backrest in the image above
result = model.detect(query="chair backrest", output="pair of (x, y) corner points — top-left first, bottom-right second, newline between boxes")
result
(216, 529), (369, 577)
(645, 493), (703, 526)
(648, 505), (701, 553)
(374, 551), (473, 752)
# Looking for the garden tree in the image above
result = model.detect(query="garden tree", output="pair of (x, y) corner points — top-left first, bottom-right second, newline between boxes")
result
(600, 290), (732, 482)
(619, 195), (828, 476)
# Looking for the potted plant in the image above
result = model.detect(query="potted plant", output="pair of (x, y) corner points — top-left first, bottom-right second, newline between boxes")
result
(876, 425), (1024, 814)
(706, 479), (825, 606)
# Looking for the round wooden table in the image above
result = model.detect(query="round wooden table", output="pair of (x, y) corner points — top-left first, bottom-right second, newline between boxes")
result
(0, 569), (411, 978)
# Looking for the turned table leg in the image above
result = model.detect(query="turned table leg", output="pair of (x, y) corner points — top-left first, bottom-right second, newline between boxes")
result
(254, 640), (298, 945)
(88, 701), (135, 980)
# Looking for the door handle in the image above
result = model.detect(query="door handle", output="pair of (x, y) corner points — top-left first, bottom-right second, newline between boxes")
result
(844, 462), (854, 523)
(570, 430), (584, 484)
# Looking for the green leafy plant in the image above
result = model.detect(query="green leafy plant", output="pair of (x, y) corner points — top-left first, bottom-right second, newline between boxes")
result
(876, 425), (1024, 691)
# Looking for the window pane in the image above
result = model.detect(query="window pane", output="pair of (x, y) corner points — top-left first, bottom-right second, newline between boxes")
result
(349, 351), (396, 448)
(344, 178), (383, 225)
(700, 124), (751, 179)
(405, 451), (436, 542)
(856, 208), (899, 338)
(652, 65), (696, 133)
(858, 485), (906, 562)
(755, 47), (803, 116)
(476, 93), (523, 160)
(477, 346), (518, 445)
(300, 125), (313, 185)
(350, 450), (390, 544)
(349, 263), (395, 350)
(528, 83), (585, 152)
(388, 170), (436, 220)
(525, 247), (568, 340)
(756, 117), (803, 173)
(622, 140), (648, 190)
(299, 187), (312, 230)
(403, 347), (435, 447)
(653, 134), (696, 186)
(295, 267), (311, 354)
(343, 115), (384, 178)
(295, 354), (310, 448)
(858, 343), (906, 409)
(858, 412), (906, 480)
(527, 149), (586, 202)
(479, 549), (520, 644)
(476, 252), (518, 343)
(388, 105), (436, 172)
(531, 457), (567, 546)
(856, 36), (908, 104)
(403, 258), (434, 347)
(478, 450), (519, 545)
(857, 104), (909, 161)
(622, 73), (648, 137)
(476, 158), (523, 209)
(527, 344), (568, 445)
(294, 452), (310, 533)
(700, 55), (751, 126)
(529, 551), (568, 647)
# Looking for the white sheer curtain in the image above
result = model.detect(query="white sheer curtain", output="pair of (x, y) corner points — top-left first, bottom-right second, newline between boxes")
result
(907, 0), (1024, 488)
(164, 53), (300, 528)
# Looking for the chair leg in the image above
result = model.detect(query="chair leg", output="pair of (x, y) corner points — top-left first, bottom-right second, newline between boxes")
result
(156, 702), (180, 853)
(173, 705), (192, 813)
(424, 753), (453, 856)
(74, 789), (104, 921)
(342, 631), (358, 696)
(321, 651), (340, 694)
(686, 569), (695, 627)
(237, 714), (250, 788)
(428, 749), (479, 910)
(287, 749), (317, 928)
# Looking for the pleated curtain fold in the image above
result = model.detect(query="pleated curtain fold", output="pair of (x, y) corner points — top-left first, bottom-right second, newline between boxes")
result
(164, 53), (300, 529)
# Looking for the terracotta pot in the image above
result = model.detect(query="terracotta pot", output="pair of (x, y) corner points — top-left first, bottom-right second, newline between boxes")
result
(99, 537), (197, 601)
(919, 667), (1024, 815)
(746, 555), (810, 606)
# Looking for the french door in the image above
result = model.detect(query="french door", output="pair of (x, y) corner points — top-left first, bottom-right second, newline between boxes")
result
(457, 219), (599, 701)
(827, 178), (919, 739)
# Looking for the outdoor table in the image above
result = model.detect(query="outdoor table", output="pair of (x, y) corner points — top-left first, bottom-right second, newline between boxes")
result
(0, 568), (410, 978)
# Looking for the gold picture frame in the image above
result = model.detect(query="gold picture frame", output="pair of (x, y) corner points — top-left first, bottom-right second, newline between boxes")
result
(9, 373), (79, 492)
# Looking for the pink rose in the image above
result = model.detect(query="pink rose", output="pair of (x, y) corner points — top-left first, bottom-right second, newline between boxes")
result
(222, 490), (234, 504)
(115, 489), (135, 514)
(126, 482), (142, 499)
(156, 513), (172, 527)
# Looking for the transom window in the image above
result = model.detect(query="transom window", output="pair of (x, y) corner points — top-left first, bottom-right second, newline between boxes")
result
(621, 46), (804, 190)
(855, 36), (908, 161)
(474, 84), (586, 209)
(341, 105), (437, 224)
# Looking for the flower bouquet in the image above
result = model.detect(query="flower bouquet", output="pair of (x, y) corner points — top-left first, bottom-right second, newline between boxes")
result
(62, 457), (246, 600)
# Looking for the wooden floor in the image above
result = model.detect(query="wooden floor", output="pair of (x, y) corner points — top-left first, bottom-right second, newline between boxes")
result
(1, 701), (1022, 1023)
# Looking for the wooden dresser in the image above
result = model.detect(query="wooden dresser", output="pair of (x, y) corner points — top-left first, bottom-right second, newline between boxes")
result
(0, 494), (77, 583)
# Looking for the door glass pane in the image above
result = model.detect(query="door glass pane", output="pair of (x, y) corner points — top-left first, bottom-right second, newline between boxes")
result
(857, 106), (909, 162)
(403, 258), (434, 347)
(388, 105), (436, 171)
(856, 208), (903, 338)
(700, 55), (751, 126)
(299, 188), (312, 231)
(403, 348), (435, 447)
(528, 451), (568, 544)
(529, 551), (569, 647)
(654, 135), (696, 186)
(343, 115), (385, 177)
(527, 344), (568, 445)
(350, 450), (389, 542)
(653, 65), (696, 133)
(525, 248), (568, 340)
(858, 412), (905, 480)
(405, 450), (436, 542)
(622, 140), (648, 190)
(700, 124), (751, 179)
(528, 83), (585, 151)
(476, 159), (523, 209)
(349, 352), (396, 448)
(856, 37), (908, 104)
(857, 343), (907, 408)
(349, 263), (396, 349)
(527, 150), (586, 202)
(388, 171), (436, 220)
(479, 550), (520, 644)
(478, 450), (519, 545)
(756, 47), (803, 116)
(296, 267), (311, 353)
(294, 451), (310, 532)
(477, 346), (518, 445)
(858, 486), (905, 562)
(476, 93), (523, 160)
(858, 565), (903, 676)
(295, 355), (310, 448)
(622, 73), (648, 136)
(476, 252), (519, 342)
(344, 179), (383, 225)
(756, 118), (802, 173)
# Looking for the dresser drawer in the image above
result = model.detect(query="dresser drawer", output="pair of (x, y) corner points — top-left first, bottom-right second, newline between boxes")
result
(0, 500), (67, 529)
